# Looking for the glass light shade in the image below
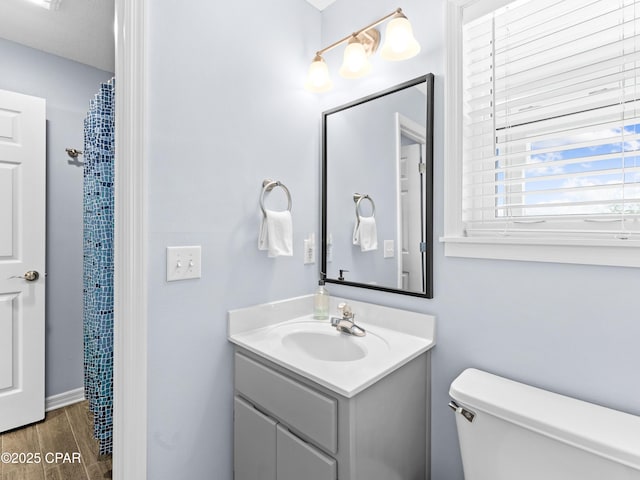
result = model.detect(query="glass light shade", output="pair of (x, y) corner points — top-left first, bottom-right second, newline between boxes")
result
(305, 56), (333, 93)
(381, 16), (421, 61)
(27, 0), (61, 9)
(339, 40), (372, 79)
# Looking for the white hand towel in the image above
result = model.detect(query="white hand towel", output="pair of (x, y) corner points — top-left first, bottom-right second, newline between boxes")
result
(352, 216), (378, 252)
(258, 209), (293, 257)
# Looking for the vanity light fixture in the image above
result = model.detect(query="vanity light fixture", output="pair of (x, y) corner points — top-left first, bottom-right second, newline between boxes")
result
(305, 8), (420, 93)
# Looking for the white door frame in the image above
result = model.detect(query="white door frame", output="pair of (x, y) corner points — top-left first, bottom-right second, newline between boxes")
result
(394, 113), (426, 290)
(113, 1), (147, 479)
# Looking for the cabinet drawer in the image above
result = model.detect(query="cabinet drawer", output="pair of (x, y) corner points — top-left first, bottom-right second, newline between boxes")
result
(235, 353), (337, 453)
(277, 425), (336, 480)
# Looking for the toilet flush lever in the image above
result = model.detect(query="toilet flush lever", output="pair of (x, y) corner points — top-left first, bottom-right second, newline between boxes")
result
(448, 400), (475, 423)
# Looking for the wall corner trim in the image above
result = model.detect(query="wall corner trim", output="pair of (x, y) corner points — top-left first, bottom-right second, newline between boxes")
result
(113, 0), (148, 479)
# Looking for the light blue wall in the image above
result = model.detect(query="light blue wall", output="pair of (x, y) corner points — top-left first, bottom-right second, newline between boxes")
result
(144, 0), (640, 478)
(145, 1), (321, 478)
(320, 1), (640, 480)
(0, 38), (113, 397)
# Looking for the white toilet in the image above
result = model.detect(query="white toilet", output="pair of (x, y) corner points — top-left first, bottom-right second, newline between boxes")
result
(449, 368), (640, 480)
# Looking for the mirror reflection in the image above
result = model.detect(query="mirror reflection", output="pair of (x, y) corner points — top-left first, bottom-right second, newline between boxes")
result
(321, 74), (434, 298)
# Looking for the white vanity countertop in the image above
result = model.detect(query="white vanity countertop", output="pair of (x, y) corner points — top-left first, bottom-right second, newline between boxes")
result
(228, 295), (436, 398)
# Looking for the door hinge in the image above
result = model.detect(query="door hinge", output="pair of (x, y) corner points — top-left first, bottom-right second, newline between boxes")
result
(419, 242), (427, 253)
(418, 162), (426, 174)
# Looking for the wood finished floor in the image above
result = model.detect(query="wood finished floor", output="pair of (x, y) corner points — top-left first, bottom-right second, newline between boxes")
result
(0, 401), (112, 480)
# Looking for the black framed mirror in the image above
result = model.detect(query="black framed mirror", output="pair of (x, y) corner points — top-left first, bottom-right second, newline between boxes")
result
(321, 74), (434, 298)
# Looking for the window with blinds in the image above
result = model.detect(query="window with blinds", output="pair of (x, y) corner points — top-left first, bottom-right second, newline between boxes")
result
(462, 0), (640, 240)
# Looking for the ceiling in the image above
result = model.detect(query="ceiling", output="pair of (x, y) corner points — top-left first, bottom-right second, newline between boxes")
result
(306, 0), (337, 9)
(0, 0), (335, 73)
(0, 0), (115, 72)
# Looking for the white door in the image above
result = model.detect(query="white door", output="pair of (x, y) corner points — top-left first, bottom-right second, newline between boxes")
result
(0, 89), (46, 432)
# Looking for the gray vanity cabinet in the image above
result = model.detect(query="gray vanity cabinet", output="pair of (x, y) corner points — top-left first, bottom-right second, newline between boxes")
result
(234, 352), (337, 480)
(233, 350), (430, 480)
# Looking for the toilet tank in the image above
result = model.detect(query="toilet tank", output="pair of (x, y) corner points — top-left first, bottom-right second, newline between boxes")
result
(449, 369), (640, 480)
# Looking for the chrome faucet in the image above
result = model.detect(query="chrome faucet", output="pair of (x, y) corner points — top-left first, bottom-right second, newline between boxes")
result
(330, 302), (366, 337)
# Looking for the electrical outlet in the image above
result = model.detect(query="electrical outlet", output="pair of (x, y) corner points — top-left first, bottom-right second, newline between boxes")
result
(304, 239), (315, 264)
(166, 246), (202, 281)
(384, 240), (394, 258)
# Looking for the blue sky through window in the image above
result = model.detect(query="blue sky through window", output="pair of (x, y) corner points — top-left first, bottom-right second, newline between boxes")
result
(496, 124), (640, 216)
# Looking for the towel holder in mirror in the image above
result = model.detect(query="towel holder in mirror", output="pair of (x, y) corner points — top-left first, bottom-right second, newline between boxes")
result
(353, 193), (375, 226)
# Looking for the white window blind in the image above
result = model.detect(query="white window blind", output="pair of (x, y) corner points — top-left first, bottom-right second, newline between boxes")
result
(462, 0), (640, 240)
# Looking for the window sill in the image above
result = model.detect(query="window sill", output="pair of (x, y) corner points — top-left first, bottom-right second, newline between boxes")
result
(440, 236), (640, 268)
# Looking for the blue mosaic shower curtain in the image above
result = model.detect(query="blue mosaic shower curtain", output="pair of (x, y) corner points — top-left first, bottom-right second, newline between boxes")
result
(83, 78), (115, 455)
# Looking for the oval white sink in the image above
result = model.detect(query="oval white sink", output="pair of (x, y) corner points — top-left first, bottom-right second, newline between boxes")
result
(281, 330), (367, 362)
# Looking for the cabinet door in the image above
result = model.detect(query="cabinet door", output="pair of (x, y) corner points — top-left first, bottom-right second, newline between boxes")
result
(276, 425), (336, 480)
(234, 396), (277, 480)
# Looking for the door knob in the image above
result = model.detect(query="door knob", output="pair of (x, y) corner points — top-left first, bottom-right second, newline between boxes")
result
(23, 270), (39, 281)
(10, 270), (40, 281)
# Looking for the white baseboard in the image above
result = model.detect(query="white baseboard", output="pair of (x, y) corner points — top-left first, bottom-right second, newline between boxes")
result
(45, 387), (85, 412)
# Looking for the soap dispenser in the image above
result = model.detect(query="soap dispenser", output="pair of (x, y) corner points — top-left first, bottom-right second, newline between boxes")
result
(313, 279), (329, 320)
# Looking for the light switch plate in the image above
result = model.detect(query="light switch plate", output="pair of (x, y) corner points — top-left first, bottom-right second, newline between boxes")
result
(166, 246), (202, 281)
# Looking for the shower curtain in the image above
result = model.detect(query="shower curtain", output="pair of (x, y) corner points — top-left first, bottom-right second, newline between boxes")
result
(83, 78), (115, 455)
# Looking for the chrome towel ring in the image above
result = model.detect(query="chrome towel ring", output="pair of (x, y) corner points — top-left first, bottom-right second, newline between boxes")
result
(260, 179), (292, 216)
(353, 193), (375, 225)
